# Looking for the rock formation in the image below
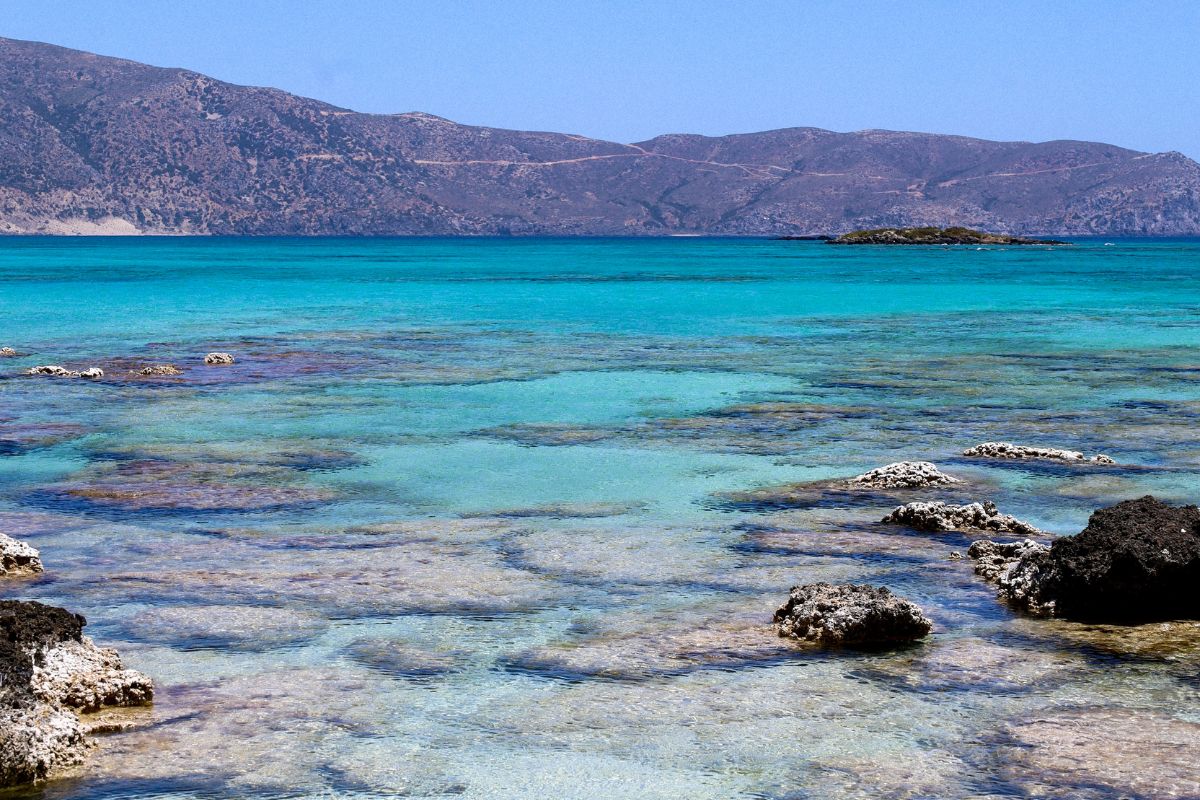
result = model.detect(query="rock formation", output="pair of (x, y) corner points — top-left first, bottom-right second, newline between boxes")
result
(204, 352), (235, 365)
(0, 600), (152, 788)
(137, 364), (183, 376)
(25, 365), (104, 379)
(0, 534), (43, 578)
(963, 441), (1115, 464)
(968, 496), (1200, 620)
(827, 227), (1067, 245)
(883, 500), (1042, 535)
(847, 461), (961, 490)
(0, 347), (17, 357)
(773, 583), (932, 645)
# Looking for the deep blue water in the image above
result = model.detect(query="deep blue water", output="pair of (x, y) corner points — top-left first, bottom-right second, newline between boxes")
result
(2, 237), (1199, 799)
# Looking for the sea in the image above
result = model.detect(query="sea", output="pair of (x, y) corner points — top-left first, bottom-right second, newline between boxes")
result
(2, 236), (1199, 799)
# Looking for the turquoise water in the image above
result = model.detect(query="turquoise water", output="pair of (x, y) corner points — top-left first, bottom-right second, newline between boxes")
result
(3, 237), (1200, 798)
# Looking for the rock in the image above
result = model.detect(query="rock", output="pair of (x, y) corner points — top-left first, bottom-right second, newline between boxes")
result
(0, 534), (43, 578)
(847, 461), (961, 490)
(1000, 708), (1200, 799)
(25, 365), (103, 379)
(964, 441), (1115, 464)
(883, 500), (1042, 535)
(0, 347), (17, 357)
(204, 352), (235, 365)
(0, 706), (88, 787)
(136, 364), (183, 376)
(26, 365), (73, 377)
(969, 496), (1200, 620)
(773, 583), (932, 646)
(0, 600), (152, 788)
(967, 539), (1048, 583)
(827, 227), (1068, 245)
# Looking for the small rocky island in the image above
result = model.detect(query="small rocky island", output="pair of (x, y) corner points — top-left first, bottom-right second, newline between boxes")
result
(826, 227), (1069, 245)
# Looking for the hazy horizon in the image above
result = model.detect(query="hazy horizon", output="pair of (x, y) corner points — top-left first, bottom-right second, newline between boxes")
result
(6, 0), (1199, 159)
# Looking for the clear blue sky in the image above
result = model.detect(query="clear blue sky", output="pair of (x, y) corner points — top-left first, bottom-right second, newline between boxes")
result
(6, 1), (1199, 158)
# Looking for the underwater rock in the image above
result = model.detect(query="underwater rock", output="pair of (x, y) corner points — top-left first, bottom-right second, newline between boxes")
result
(847, 461), (961, 490)
(773, 583), (932, 646)
(0, 600), (152, 788)
(0, 347), (17, 357)
(855, 636), (1082, 694)
(964, 441), (1115, 464)
(126, 605), (329, 652)
(969, 496), (1200, 620)
(136, 364), (184, 376)
(507, 611), (794, 680)
(203, 352), (235, 365)
(345, 639), (467, 678)
(25, 365), (103, 379)
(1000, 708), (1200, 799)
(0, 533), (43, 577)
(882, 500), (1042, 535)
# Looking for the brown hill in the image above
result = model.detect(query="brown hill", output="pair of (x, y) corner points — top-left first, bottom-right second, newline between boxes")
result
(1, 36), (1198, 236)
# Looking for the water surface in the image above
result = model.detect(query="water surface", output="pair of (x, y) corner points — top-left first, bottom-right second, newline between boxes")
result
(3, 237), (1200, 799)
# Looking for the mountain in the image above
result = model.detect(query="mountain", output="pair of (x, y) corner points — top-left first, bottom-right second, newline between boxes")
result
(2, 36), (1199, 236)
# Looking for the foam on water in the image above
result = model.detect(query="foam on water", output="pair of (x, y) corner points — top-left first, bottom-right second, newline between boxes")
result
(3, 237), (1200, 798)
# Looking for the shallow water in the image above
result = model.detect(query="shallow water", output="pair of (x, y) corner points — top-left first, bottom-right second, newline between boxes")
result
(3, 237), (1200, 799)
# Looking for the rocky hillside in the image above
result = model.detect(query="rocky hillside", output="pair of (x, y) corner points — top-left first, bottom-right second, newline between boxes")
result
(2, 36), (1198, 236)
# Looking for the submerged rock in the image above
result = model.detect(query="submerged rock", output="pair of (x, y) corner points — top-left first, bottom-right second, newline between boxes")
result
(0, 533), (43, 578)
(1000, 708), (1200, 799)
(0, 347), (17, 357)
(847, 461), (961, 490)
(969, 496), (1200, 620)
(0, 600), (152, 788)
(203, 352), (235, 365)
(773, 583), (932, 646)
(963, 441), (1115, 464)
(136, 364), (183, 376)
(883, 500), (1042, 536)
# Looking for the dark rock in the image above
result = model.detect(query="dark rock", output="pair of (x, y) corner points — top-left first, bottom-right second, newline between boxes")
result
(969, 496), (1200, 620)
(773, 583), (932, 646)
(827, 227), (1068, 245)
(0, 600), (152, 788)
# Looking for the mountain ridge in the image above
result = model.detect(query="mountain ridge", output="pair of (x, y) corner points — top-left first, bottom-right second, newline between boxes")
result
(2, 36), (1198, 236)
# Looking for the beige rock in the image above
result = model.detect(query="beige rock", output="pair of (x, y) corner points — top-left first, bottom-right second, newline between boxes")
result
(204, 352), (235, 365)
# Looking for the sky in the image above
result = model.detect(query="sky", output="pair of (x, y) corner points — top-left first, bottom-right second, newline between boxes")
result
(5, 0), (1199, 158)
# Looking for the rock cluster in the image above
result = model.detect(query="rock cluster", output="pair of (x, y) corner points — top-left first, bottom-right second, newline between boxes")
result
(968, 496), (1200, 620)
(0, 534), (43, 578)
(883, 500), (1042, 536)
(204, 352), (235, 365)
(847, 461), (961, 490)
(827, 227), (1068, 246)
(774, 583), (932, 646)
(0, 347), (17, 357)
(0, 600), (152, 788)
(136, 364), (184, 376)
(963, 441), (1115, 464)
(25, 365), (104, 379)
